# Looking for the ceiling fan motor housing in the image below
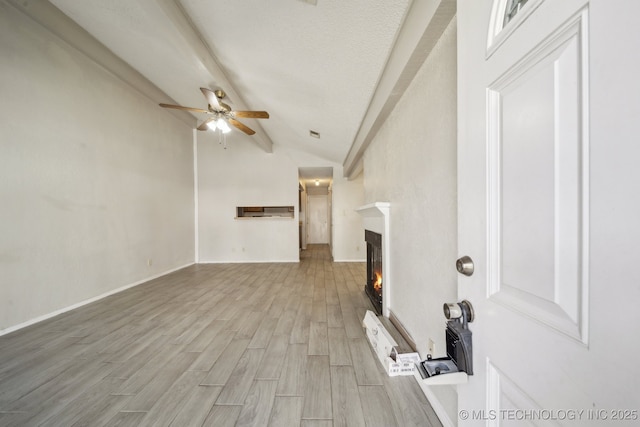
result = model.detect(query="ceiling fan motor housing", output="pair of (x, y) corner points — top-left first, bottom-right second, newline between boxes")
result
(159, 87), (267, 135)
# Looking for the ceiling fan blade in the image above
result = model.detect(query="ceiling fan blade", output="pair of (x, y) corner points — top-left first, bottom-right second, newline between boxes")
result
(228, 118), (256, 135)
(232, 111), (270, 119)
(159, 103), (209, 114)
(200, 87), (221, 110)
(197, 118), (215, 131)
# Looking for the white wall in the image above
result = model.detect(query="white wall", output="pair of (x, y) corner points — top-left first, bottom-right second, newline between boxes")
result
(197, 138), (364, 263)
(332, 172), (366, 262)
(197, 135), (299, 262)
(362, 17), (458, 424)
(0, 5), (195, 333)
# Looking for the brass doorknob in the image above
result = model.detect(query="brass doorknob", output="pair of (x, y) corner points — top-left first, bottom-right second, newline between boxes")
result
(456, 256), (474, 276)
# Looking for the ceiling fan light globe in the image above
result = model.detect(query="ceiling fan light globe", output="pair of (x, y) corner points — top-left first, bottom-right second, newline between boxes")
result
(207, 120), (217, 130)
(218, 119), (232, 134)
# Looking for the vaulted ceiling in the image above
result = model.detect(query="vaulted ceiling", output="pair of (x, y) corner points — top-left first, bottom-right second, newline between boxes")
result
(40, 0), (455, 178)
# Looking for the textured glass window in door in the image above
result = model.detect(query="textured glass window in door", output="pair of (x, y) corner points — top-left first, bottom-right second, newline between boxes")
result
(504, 0), (529, 26)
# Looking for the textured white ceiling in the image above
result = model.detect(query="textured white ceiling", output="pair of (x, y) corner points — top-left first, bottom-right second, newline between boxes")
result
(49, 0), (411, 166)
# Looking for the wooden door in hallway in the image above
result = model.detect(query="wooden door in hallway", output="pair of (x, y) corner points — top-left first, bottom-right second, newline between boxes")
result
(458, 0), (640, 424)
(308, 194), (329, 244)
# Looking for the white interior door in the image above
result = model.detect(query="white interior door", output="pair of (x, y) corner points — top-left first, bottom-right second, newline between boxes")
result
(458, 0), (640, 424)
(308, 194), (329, 244)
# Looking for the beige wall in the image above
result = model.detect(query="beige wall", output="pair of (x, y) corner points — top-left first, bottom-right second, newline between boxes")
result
(331, 172), (365, 262)
(197, 140), (364, 263)
(363, 17), (458, 423)
(0, 5), (195, 333)
(197, 137), (301, 262)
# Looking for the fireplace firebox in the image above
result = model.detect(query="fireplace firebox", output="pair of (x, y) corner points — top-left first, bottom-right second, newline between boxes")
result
(365, 230), (383, 314)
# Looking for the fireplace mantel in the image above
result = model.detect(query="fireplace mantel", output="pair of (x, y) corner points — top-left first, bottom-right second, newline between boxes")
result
(355, 202), (390, 218)
(356, 202), (390, 317)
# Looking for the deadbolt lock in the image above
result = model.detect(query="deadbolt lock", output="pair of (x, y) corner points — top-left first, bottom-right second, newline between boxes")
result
(456, 256), (474, 276)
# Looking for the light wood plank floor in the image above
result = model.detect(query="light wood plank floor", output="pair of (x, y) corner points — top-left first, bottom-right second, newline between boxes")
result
(0, 245), (442, 427)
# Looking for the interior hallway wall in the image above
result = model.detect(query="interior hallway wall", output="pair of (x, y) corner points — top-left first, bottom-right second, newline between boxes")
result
(0, 3), (195, 333)
(362, 17), (458, 424)
(332, 172), (365, 262)
(197, 136), (300, 263)
(197, 141), (364, 263)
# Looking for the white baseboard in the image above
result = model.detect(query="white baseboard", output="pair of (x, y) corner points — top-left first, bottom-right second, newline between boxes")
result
(198, 259), (300, 264)
(0, 262), (194, 337)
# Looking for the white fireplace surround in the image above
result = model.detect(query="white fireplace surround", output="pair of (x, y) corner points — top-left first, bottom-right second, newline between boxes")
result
(356, 202), (391, 317)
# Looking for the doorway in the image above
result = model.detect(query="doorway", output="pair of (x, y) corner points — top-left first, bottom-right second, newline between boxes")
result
(298, 167), (333, 252)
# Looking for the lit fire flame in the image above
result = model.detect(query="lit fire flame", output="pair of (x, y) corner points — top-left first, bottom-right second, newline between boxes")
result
(373, 272), (382, 293)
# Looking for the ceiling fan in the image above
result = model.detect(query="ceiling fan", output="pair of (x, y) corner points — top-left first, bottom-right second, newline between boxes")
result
(159, 88), (269, 135)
